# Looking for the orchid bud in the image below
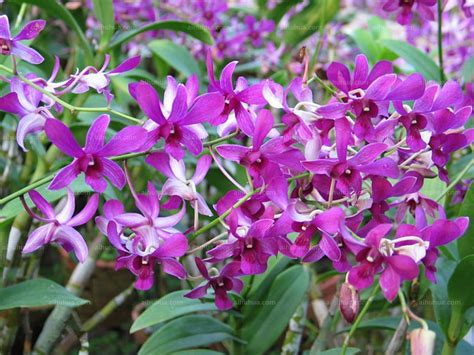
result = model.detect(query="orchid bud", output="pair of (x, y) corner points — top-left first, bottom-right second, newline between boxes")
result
(409, 328), (436, 355)
(339, 282), (360, 323)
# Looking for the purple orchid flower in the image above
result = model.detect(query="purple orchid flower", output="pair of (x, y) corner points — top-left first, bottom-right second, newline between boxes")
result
(21, 189), (99, 262)
(146, 152), (213, 216)
(394, 81), (464, 151)
(0, 15), (45, 64)
(206, 50), (267, 136)
(97, 181), (189, 290)
(129, 79), (224, 160)
(243, 15), (275, 47)
(207, 217), (277, 275)
(428, 106), (474, 182)
(303, 143), (399, 197)
(263, 78), (315, 142)
(56, 55), (140, 104)
(418, 217), (468, 282)
(0, 76), (54, 151)
(317, 55), (425, 140)
(382, 0), (437, 25)
(45, 115), (147, 192)
(392, 217), (468, 283)
(348, 224), (420, 301)
(106, 220), (188, 290)
(184, 258), (243, 310)
(356, 175), (418, 236)
(216, 109), (303, 207)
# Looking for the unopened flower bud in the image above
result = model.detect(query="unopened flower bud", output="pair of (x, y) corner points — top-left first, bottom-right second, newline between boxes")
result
(339, 282), (360, 323)
(409, 328), (436, 355)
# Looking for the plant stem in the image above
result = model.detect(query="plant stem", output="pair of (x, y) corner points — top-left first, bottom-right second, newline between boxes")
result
(341, 284), (380, 355)
(437, 0), (446, 83)
(188, 189), (258, 242)
(33, 237), (106, 355)
(81, 284), (135, 332)
(308, 74), (337, 95)
(436, 156), (474, 202)
(0, 65), (141, 123)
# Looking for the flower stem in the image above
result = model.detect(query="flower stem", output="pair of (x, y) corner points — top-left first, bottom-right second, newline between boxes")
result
(437, 0), (446, 83)
(436, 155), (474, 202)
(341, 283), (380, 355)
(81, 284), (135, 333)
(0, 64), (141, 123)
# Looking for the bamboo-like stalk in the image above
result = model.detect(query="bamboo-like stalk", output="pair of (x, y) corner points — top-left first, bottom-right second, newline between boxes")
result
(32, 236), (106, 355)
(281, 295), (309, 355)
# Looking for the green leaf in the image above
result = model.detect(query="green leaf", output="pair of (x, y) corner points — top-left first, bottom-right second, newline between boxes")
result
(170, 351), (223, 355)
(0, 279), (88, 310)
(458, 184), (474, 259)
(130, 290), (217, 333)
(109, 20), (214, 50)
(448, 255), (474, 313)
(245, 255), (291, 306)
(319, 348), (360, 355)
(92, 0), (115, 45)
(461, 56), (474, 82)
(9, 0), (93, 63)
(430, 257), (457, 335)
(138, 315), (235, 355)
(447, 256), (474, 342)
(349, 29), (380, 64)
(242, 265), (310, 354)
(267, 0), (303, 24)
(380, 40), (440, 81)
(283, 0), (339, 45)
(148, 39), (200, 78)
(421, 177), (445, 205)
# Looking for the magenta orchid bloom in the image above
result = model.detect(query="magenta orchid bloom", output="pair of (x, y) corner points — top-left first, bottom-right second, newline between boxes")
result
(243, 15), (275, 47)
(57, 55), (140, 104)
(97, 182), (188, 290)
(428, 106), (474, 182)
(21, 189), (99, 263)
(106, 221), (188, 290)
(317, 55), (425, 140)
(394, 81), (464, 152)
(206, 50), (267, 136)
(146, 152), (213, 216)
(216, 109), (303, 175)
(45, 115), (147, 192)
(395, 218), (469, 283)
(382, 0), (437, 25)
(348, 224), (421, 301)
(184, 258), (243, 310)
(303, 143), (399, 197)
(207, 218), (277, 275)
(0, 15), (45, 64)
(0, 76), (54, 151)
(129, 78), (224, 160)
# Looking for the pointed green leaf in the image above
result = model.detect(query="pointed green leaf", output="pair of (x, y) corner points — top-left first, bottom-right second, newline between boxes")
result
(380, 39), (440, 81)
(148, 39), (200, 78)
(131, 290), (217, 333)
(458, 184), (474, 259)
(0, 279), (89, 310)
(108, 20), (214, 50)
(138, 315), (235, 355)
(242, 265), (310, 354)
(92, 0), (115, 45)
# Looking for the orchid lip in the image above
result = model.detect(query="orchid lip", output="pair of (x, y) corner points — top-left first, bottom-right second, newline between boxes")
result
(348, 88), (365, 100)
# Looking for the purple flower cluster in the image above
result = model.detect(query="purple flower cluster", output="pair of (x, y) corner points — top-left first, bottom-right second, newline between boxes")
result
(1, 12), (472, 311)
(85, 0), (275, 59)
